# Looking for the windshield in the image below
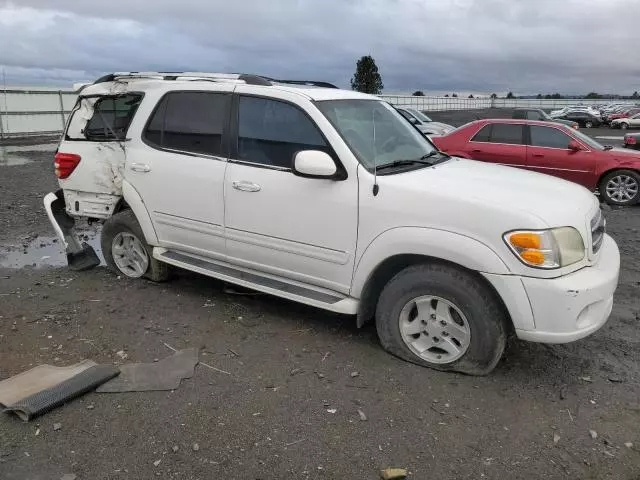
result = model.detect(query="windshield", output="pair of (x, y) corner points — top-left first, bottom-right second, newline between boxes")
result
(407, 108), (433, 122)
(316, 99), (437, 170)
(572, 128), (605, 150)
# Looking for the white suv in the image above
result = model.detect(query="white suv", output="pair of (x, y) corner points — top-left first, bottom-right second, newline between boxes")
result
(44, 72), (620, 375)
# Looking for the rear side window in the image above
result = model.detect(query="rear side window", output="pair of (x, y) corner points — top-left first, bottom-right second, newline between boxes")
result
(489, 124), (524, 144)
(530, 126), (572, 149)
(144, 92), (229, 156)
(471, 125), (491, 142)
(68, 94), (142, 141)
(237, 96), (328, 168)
(526, 111), (543, 120)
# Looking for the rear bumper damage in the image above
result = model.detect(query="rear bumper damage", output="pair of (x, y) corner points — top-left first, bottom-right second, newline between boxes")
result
(43, 190), (100, 271)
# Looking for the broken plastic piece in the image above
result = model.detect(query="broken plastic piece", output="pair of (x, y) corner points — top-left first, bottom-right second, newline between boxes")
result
(43, 191), (100, 271)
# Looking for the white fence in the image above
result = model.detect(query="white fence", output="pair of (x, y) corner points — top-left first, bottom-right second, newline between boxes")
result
(1, 87), (638, 138)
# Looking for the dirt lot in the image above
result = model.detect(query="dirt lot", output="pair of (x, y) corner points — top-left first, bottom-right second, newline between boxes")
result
(1, 122), (639, 480)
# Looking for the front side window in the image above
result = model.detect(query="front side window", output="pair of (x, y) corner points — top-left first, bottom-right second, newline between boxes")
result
(316, 99), (438, 170)
(237, 96), (328, 168)
(488, 124), (524, 144)
(144, 92), (228, 156)
(529, 126), (572, 149)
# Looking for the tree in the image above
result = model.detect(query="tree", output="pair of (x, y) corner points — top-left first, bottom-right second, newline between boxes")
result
(585, 92), (600, 99)
(444, 94), (449, 97)
(412, 90), (425, 96)
(468, 94), (474, 98)
(451, 93), (458, 98)
(536, 93), (542, 99)
(350, 56), (383, 94)
(490, 93), (497, 99)
(632, 91), (639, 99)
(506, 91), (515, 99)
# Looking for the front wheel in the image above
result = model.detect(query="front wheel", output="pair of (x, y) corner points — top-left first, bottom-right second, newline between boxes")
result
(585, 121), (593, 128)
(600, 170), (640, 206)
(620, 122), (629, 130)
(101, 210), (169, 281)
(375, 263), (508, 375)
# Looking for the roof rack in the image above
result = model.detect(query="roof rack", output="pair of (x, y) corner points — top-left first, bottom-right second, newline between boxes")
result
(93, 72), (337, 88)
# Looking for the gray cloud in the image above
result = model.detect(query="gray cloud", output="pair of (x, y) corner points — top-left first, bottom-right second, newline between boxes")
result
(1, 0), (639, 94)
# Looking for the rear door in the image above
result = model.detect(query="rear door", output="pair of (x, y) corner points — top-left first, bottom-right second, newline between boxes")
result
(466, 123), (527, 167)
(125, 86), (232, 259)
(525, 125), (596, 188)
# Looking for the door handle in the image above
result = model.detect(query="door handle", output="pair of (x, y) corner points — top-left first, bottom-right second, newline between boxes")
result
(130, 163), (151, 173)
(472, 149), (483, 153)
(232, 180), (261, 192)
(532, 154), (544, 158)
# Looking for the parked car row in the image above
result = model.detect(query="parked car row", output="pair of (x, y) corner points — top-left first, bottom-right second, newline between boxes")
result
(395, 107), (456, 136)
(432, 119), (640, 205)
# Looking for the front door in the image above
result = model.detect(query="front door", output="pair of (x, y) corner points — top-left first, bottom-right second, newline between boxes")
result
(223, 89), (358, 294)
(525, 125), (596, 188)
(466, 122), (527, 167)
(125, 87), (232, 259)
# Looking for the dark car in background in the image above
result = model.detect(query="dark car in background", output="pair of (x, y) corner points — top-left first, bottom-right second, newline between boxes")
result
(625, 133), (640, 150)
(556, 110), (602, 128)
(512, 108), (579, 129)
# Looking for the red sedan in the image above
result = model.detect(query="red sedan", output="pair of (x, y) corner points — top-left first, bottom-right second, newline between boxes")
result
(431, 119), (640, 205)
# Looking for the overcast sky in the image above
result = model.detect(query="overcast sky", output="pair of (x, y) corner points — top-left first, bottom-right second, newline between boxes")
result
(1, 0), (639, 94)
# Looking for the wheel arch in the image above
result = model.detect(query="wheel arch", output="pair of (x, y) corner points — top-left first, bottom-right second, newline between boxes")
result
(352, 228), (511, 328)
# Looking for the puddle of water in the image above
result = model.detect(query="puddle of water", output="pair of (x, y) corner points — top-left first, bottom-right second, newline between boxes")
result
(0, 231), (103, 269)
(0, 143), (58, 166)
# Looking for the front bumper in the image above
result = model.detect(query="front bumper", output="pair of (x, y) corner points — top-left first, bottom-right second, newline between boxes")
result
(484, 234), (620, 344)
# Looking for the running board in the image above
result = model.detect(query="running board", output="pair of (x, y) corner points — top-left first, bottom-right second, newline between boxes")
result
(153, 249), (358, 315)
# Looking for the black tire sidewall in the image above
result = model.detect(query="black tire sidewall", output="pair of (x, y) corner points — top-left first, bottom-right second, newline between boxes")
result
(601, 170), (640, 206)
(375, 264), (506, 375)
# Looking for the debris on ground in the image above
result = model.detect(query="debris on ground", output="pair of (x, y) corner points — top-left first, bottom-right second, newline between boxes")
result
(357, 409), (367, 421)
(53, 423), (62, 431)
(172, 445), (179, 453)
(97, 348), (198, 393)
(326, 408), (337, 414)
(578, 376), (593, 383)
(553, 433), (561, 444)
(0, 360), (119, 421)
(350, 371), (360, 378)
(61, 474), (77, 480)
(115, 350), (128, 360)
(153, 459), (161, 467)
(607, 374), (624, 383)
(192, 443), (200, 452)
(589, 429), (598, 439)
(381, 467), (407, 479)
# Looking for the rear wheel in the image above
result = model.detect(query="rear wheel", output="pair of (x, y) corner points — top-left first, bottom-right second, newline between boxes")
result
(620, 122), (629, 130)
(375, 263), (507, 375)
(600, 170), (640, 206)
(101, 210), (169, 281)
(585, 121), (593, 128)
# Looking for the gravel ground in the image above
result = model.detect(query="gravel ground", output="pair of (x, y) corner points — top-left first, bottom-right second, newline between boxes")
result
(1, 119), (639, 480)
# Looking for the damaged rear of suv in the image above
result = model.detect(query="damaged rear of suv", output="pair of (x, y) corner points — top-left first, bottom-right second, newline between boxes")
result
(46, 82), (143, 269)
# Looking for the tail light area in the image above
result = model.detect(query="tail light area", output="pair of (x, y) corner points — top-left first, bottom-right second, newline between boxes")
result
(54, 152), (81, 179)
(624, 136), (636, 145)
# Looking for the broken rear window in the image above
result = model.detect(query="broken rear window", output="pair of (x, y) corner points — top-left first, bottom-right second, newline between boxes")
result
(66, 94), (142, 141)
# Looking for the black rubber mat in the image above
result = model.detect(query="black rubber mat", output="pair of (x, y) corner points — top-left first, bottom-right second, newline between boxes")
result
(3, 364), (120, 421)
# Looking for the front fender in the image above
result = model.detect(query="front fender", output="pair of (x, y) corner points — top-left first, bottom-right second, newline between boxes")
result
(350, 227), (510, 297)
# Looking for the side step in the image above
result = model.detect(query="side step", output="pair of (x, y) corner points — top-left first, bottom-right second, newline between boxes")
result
(154, 249), (358, 315)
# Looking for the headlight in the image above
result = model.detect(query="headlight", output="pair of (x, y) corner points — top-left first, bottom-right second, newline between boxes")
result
(503, 228), (585, 269)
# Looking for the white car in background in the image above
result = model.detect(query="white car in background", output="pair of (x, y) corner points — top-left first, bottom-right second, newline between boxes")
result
(550, 106), (601, 119)
(611, 113), (640, 130)
(395, 107), (456, 136)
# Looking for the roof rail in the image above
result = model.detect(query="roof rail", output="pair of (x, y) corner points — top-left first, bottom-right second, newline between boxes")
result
(93, 72), (338, 89)
(269, 79), (339, 89)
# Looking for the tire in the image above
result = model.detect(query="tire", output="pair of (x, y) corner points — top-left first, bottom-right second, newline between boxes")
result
(620, 122), (629, 130)
(101, 210), (169, 281)
(585, 121), (593, 128)
(600, 169), (640, 206)
(375, 263), (508, 375)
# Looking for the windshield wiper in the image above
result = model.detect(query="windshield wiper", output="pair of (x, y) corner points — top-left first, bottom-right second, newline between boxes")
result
(377, 151), (449, 171)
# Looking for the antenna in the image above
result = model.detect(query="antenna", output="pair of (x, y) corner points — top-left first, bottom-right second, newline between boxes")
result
(372, 108), (379, 196)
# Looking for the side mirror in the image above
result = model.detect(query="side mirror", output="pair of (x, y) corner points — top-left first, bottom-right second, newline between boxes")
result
(568, 140), (582, 152)
(293, 150), (338, 179)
